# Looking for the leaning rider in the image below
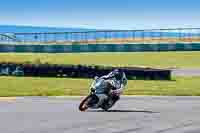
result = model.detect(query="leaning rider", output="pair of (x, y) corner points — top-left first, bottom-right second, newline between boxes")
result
(95, 69), (128, 109)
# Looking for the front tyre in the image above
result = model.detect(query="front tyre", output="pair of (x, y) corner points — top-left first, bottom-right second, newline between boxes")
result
(79, 96), (92, 111)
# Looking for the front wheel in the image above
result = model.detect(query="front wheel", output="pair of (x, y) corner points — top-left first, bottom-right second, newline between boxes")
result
(79, 95), (92, 111)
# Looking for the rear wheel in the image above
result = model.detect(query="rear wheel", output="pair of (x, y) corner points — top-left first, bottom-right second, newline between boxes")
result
(101, 105), (110, 111)
(101, 101), (112, 111)
(79, 96), (92, 111)
(101, 96), (119, 111)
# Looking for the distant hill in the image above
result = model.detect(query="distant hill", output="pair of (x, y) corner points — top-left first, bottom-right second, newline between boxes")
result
(0, 25), (95, 33)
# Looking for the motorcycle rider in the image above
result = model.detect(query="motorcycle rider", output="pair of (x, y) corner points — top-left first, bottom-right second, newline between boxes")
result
(94, 69), (127, 109)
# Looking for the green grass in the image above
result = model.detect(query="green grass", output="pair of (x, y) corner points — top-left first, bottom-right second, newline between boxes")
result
(0, 52), (199, 96)
(0, 76), (200, 97)
(0, 52), (200, 68)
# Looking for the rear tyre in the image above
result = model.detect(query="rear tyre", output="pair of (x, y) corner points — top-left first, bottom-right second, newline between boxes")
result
(101, 106), (110, 111)
(101, 96), (119, 111)
(101, 101), (112, 111)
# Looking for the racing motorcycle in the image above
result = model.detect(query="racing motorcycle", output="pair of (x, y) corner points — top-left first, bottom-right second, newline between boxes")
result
(79, 77), (119, 111)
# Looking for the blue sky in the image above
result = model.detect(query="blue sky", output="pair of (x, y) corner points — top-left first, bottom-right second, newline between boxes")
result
(0, 0), (200, 29)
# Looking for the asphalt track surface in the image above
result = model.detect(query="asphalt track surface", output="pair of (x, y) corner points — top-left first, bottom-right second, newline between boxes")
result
(172, 69), (200, 76)
(0, 96), (200, 133)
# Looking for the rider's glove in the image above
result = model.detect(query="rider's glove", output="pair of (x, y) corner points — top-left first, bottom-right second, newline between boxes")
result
(94, 76), (99, 81)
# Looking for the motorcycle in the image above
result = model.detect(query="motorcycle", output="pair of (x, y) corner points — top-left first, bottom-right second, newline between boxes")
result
(79, 77), (119, 112)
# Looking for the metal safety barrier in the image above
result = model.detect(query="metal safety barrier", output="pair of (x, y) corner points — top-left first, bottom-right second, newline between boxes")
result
(1, 28), (200, 45)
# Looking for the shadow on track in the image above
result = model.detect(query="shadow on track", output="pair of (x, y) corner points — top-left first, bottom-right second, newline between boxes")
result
(87, 109), (159, 113)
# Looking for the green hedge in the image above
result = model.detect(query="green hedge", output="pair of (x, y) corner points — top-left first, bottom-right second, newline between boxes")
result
(0, 63), (171, 80)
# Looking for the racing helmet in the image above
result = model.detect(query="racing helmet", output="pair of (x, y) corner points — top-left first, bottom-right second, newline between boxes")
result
(113, 69), (123, 80)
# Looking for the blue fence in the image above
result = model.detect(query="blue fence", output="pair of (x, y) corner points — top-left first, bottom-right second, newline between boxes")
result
(1, 28), (200, 44)
(0, 43), (200, 53)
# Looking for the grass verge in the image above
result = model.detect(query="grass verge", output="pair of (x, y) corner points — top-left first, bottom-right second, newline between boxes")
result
(0, 52), (200, 68)
(0, 76), (200, 97)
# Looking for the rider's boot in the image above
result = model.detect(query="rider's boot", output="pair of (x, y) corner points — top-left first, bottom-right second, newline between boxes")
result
(112, 95), (120, 103)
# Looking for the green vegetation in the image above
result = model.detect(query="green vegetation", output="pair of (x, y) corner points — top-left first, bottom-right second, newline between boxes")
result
(0, 76), (200, 97)
(0, 52), (199, 96)
(0, 52), (200, 68)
